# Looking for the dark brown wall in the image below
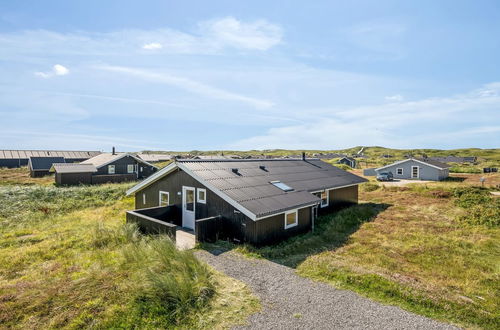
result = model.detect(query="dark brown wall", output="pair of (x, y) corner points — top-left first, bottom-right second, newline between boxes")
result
(246, 206), (312, 246)
(95, 155), (157, 179)
(329, 185), (358, 205)
(56, 172), (92, 185)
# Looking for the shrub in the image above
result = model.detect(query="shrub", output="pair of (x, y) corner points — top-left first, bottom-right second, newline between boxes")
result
(453, 187), (499, 227)
(361, 182), (380, 192)
(449, 166), (481, 174)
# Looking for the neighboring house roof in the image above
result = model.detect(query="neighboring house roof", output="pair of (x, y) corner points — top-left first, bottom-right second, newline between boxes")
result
(376, 158), (451, 171)
(339, 156), (355, 162)
(81, 153), (157, 169)
(127, 159), (367, 220)
(137, 153), (173, 162)
(50, 163), (97, 173)
(0, 150), (100, 159)
(29, 157), (66, 171)
(428, 156), (476, 163)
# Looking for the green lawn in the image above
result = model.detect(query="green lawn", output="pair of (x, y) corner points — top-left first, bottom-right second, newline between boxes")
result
(0, 181), (259, 329)
(217, 182), (500, 329)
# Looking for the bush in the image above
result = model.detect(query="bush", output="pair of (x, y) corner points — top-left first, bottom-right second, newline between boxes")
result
(453, 187), (499, 227)
(361, 182), (380, 192)
(449, 166), (481, 174)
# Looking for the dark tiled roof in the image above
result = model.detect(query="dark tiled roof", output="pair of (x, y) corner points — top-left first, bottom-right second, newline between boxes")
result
(29, 157), (66, 171)
(179, 159), (367, 218)
(0, 150), (100, 160)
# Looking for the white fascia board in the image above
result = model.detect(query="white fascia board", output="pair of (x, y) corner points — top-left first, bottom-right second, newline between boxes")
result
(126, 162), (178, 196)
(376, 158), (445, 171)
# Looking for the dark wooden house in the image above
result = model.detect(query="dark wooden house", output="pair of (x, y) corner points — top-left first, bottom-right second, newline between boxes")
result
(51, 152), (158, 185)
(125, 156), (367, 246)
(28, 156), (66, 177)
(337, 156), (357, 168)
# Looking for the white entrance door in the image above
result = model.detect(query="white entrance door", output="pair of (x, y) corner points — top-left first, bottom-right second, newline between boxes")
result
(411, 166), (419, 179)
(182, 186), (196, 230)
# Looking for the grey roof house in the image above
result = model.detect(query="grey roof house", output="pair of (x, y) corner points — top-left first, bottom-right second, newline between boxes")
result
(376, 158), (451, 181)
(51, 149), (158, 185)
(125, 155), (367, 245)
(0, 150), (101, 168)
(28, 156), (66, 177)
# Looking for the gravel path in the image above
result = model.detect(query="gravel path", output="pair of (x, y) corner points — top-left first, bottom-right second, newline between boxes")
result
(196, 250), (458, 330)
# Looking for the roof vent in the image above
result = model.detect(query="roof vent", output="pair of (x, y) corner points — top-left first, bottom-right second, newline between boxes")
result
(231, 168), (241, 176)
(259, 165), (267, 171)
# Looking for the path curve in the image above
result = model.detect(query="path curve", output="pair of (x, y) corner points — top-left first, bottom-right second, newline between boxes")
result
(196, 250), (458, 330)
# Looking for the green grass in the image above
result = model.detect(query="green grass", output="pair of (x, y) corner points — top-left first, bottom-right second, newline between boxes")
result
(210, 184), (500, 329)
(0, 180), (259, 329)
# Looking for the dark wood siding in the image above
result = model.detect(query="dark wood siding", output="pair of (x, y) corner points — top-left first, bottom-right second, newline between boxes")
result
(56, 172), (92, 185)
(95, 155), (157, 179)
(329, 185), (358, 205)
(247, 206), (312, 246)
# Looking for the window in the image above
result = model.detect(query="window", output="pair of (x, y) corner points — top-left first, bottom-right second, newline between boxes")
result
(314, 190), (329, 208)
(396, 168), (403, 175)
(412, 166), (419, 178)
(127, 164), (134, 173)
(197, 188), (206, 204)
(159, 191), (169, 206)
(108, 165), (115, 174)
(284, 209), (298, 229)
(270, 180), (294, 192)
(142, 193), (146, 205)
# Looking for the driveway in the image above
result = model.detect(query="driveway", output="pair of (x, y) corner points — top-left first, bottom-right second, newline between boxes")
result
(196, 250), (457, 329)
(377, 179), (434, 187)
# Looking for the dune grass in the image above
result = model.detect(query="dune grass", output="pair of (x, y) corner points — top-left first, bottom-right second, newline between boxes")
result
(211, 181), (499, 329)
(0, 181), (259, 329)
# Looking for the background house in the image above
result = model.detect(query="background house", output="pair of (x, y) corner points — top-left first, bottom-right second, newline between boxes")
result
(50, 163), (97, 185)
(0, 150), (101, 168)
(28, 156), (65, 177)
(376, 158), (451, 181)
(125, 157), (367, 245)
(338, 156), (357, 168)
(51, 149), (158, 185)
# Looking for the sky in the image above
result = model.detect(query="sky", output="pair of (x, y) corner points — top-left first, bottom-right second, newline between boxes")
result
(0, 0), (499, 151)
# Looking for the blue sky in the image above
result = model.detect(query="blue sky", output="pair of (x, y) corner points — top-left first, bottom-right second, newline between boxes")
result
(1, 0), (499, 151)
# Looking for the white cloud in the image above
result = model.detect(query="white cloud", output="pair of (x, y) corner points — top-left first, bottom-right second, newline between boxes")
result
(201, 17), (283, 50)
(96, 65), (274, 109)
(34, 64), (69, 78)
(385, 94), (404, 102)
(229, 83), (500, 150)
(53, 64), (69, 75)
(142, 42), (163, 50)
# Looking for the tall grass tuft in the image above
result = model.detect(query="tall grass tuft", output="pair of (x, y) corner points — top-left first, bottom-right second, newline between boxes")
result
(118, 237), (215, 326)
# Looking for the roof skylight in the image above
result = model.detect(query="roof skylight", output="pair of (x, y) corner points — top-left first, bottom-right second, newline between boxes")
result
(270, 180), (294, 192)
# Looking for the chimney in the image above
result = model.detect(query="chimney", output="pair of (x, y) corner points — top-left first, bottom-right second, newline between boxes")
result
(302, 152), (306, 160)
(112, 146), (116, 155)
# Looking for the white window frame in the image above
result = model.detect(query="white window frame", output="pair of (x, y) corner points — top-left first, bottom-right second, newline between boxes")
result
(159, 191), (169, 206)
(320, 190), (329, 208)
(197, 188), (207, 204)
(396, 168), (403, 175)
(411, 166), (419, 178)
(127, 164), (135, 174)
(284, 209), (298, 229)
(108, 164), (115, 174)
(142, 193), (146, 205)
